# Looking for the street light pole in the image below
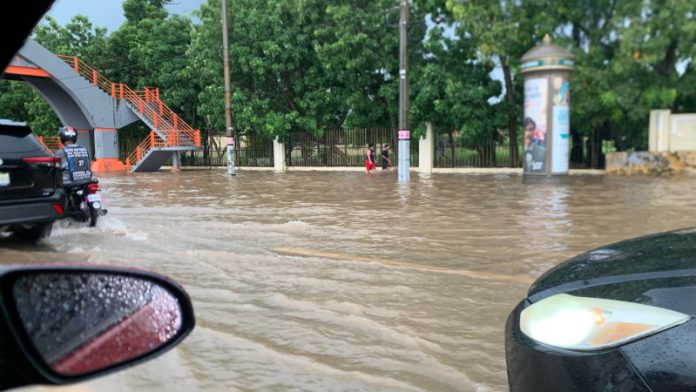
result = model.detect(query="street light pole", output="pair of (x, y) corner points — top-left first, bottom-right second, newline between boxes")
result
(398, 0), (410, 182)
(222, 0), (236, 176)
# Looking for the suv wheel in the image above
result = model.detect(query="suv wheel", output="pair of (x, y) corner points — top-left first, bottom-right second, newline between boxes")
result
(15, 222), (53, 243)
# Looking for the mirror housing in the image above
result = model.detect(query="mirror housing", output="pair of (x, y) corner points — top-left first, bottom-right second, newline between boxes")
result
(0, 265), (195, 389)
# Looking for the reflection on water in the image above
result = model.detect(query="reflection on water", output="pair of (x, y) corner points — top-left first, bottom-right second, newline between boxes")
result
(5, 170), (696, 391)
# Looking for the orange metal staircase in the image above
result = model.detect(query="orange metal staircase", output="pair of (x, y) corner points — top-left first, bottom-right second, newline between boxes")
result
(57, 55), (200, 172)
(37, 136), (62, 151)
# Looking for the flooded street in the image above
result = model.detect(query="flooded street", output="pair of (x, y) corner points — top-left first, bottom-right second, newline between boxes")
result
(5, 170), (696, 391)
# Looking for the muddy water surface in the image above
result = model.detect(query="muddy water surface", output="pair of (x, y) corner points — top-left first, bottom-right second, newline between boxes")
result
(4, 170), (696, 391)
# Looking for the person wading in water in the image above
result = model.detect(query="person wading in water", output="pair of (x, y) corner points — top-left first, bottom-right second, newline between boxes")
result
(365, 143), (377, 174)
(381, 144), (392, 170)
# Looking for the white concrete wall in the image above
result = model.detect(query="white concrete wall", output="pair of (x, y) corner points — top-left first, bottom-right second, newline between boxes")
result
(670, 114), (696, 151)
(649, 110), (696, 152)
(649, 110), (670, 152)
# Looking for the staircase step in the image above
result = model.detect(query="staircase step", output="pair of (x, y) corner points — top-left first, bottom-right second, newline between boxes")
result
(129, 146), (198, 172)
(57, 54), (200, 172)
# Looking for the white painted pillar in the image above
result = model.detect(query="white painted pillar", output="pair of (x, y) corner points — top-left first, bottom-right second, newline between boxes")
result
(649, 109), (671, 152)
(171, 151), (181, 170)
(273, 136), (287, 172)
(419, 122), (434, 174)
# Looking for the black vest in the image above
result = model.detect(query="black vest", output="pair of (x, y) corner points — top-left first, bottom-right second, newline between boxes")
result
(64, 145), (92, 182)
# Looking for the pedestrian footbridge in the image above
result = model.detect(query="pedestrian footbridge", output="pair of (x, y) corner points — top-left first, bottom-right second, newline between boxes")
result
(3, 38), (200, 172)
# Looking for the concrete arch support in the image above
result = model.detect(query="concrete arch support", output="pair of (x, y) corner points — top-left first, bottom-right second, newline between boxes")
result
(6, 39), (140, 171)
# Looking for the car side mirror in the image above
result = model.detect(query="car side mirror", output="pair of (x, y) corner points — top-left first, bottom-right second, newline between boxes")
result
(0, 266), (195, 388)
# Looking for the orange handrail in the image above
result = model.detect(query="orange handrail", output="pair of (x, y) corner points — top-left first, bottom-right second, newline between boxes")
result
(124, 130), (200, 170)
(58, 55), (202, 170)
(37, 136), (63, 151)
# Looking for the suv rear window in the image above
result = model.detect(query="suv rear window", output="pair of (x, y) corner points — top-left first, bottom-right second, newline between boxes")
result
(0, 121), (49, 158)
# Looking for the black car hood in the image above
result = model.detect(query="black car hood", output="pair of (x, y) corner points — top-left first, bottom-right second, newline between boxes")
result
(528, 228), (696, 302)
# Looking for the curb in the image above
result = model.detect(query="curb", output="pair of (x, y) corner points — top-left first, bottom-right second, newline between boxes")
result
(162, 166), (606, 175)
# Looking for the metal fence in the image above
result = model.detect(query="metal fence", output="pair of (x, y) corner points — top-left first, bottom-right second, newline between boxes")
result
(286, 128), (401, 166)
(120, 132), (275, 167)
(431, 133), (611, 169)
(180, 132), (274, 167)
(432, 134), (522, 168)
(118, 129), (608, 169)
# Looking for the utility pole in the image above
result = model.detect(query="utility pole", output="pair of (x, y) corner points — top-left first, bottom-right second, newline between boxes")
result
(222, 0), (236, 176)
(398, 0), (410, 182)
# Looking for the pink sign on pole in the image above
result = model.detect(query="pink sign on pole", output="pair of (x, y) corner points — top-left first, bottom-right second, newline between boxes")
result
(398, 130), (410, 140)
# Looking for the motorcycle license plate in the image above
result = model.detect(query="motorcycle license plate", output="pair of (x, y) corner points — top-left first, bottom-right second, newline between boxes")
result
(0, 172), (9, 186)
(87, 194), (101, 203)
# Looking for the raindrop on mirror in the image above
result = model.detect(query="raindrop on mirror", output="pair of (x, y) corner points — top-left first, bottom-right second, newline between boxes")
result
(12, 272), (182, 376)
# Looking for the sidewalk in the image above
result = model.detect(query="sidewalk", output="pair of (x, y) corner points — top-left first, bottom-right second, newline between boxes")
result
(169, 166), (606, 175)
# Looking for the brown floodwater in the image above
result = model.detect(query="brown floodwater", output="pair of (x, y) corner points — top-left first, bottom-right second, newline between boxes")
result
(5, 170), (696, 391)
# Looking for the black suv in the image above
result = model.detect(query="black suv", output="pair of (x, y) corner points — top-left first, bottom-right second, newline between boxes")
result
(0, 120), (65, 242)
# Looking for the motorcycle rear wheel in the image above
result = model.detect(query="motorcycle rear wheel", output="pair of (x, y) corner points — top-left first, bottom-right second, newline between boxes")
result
(88, 205), (98, 227)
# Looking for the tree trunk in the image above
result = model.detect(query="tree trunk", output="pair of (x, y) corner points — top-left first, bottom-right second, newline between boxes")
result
(592, 130), (599, 168)
(202, 129), (209, 160)
(252, 133), (258, 166)
(572, 22), (582, 47)
(285, 137), (292, 167)
(570, 130), (583, 166)
(611, 127), (626, 152)
(325, 133), (331, 166)
(659, 39), (678, 77)
(489, 137), (497, 167)
(501, 57), (519, 167)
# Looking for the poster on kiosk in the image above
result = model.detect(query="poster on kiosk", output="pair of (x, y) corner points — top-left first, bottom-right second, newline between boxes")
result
(551, 78), (570, 173)
(523, 78), (548, 174)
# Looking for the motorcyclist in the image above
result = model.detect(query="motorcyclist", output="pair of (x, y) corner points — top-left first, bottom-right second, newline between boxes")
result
(54, 126), (92, 185)
(54, 126), (105, 225)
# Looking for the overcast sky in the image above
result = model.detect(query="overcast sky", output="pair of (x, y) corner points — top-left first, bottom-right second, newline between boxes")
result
(45, 0), (206, 32)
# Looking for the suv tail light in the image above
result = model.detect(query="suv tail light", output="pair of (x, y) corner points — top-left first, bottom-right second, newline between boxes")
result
(23, 157), (61, 166)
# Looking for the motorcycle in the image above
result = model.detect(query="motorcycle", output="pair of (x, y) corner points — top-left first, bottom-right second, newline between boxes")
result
(64, 179), (107, 226)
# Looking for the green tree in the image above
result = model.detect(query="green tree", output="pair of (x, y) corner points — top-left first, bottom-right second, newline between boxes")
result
(410, 13), (503, 142)
(107, 0), (195, 134)
(548, 0), (695, 153)
(34, 15), (109, 67)
(191, 0), (411, 138)
(188, 0), (507, 170)
(445, 0), (541, 166)
(0, 82), (31, 126)
(191, 0), (496, 137)
(316, 0), (407, 129)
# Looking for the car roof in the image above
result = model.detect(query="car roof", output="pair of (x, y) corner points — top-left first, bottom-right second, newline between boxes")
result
(0, 119), (29, 128)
